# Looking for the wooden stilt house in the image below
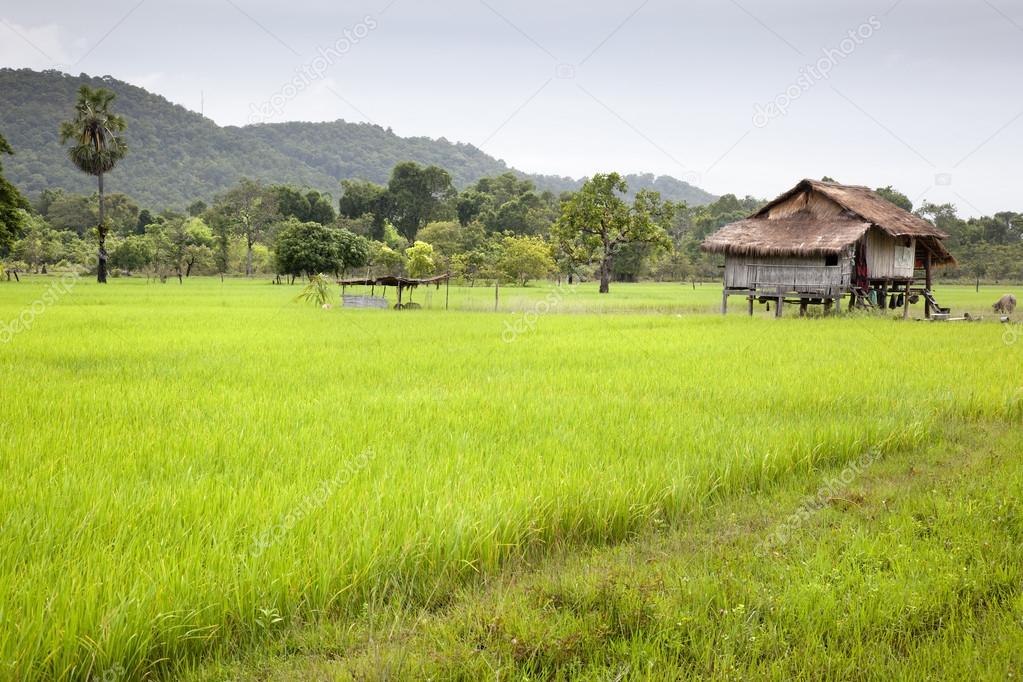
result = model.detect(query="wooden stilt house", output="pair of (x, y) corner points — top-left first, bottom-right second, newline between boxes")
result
(701, 179), (956, 318)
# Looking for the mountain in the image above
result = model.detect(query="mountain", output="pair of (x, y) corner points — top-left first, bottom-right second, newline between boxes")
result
(0, 69), (716, 209)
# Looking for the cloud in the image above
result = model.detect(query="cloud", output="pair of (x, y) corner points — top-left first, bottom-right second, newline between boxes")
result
(0, 19), (70, 69)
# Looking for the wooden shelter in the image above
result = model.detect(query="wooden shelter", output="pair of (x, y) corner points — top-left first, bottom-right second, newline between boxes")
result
(701, 179), (956, 318)
(337, 273), (452, 310)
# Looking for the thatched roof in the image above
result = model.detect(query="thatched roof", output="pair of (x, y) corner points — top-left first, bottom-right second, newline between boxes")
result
(702, 179), (955, 264)
(702, 212), (870, 257)
(337, 273), (451, 287)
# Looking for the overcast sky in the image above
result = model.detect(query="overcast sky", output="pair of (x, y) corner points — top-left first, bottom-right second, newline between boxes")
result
(2, 0), (1021, 215)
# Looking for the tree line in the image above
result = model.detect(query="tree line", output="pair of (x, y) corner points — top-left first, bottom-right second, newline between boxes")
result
(1, 86), (1021, 290)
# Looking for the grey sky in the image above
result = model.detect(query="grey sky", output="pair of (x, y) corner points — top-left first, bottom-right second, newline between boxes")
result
(2, 0), (1021, 215)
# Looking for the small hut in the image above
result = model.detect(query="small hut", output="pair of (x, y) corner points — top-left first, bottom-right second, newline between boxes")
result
(337, 273), (452, 310)
(701, 179), (956, 318)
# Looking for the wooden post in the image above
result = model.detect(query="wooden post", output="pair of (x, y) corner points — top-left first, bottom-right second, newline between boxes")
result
(799, 300), (808, 317)
(902, 280), (912, 320)
(924, 253), (933, 319)
(881, 281), (889, 314)
(721, 289), (728, 315)
(775, 296), (783, 318)
(747, 295), (754, 317)
(494, 278), (499, 312)
(445, 276), (450, 310)
(397, 283), (403, 309)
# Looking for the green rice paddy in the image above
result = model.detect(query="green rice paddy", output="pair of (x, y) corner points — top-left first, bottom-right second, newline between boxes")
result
(0, 276), (1019, 680)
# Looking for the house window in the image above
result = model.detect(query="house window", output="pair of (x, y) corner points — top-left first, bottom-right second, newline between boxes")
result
(825, 254), (839, 266)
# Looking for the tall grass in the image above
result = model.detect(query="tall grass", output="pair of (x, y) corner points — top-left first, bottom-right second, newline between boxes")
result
(0, 277), (1018, 680)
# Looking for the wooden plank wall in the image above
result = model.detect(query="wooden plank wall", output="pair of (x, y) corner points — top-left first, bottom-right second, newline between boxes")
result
(865, 229), (914, 279)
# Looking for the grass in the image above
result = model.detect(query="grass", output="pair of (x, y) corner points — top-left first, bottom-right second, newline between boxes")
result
(188, 421), (1023, 681)
(0, 275), (1019, 680)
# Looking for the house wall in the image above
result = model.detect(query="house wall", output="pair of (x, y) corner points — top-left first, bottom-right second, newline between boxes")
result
(865, 228), (914, 279)
(725, 251), (852, 295)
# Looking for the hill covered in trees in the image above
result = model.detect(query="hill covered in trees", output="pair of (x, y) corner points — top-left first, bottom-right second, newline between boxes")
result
(0, 69), (716, 210)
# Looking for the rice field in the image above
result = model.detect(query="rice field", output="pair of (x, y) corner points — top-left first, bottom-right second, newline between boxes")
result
(0, 276), (1020, 680)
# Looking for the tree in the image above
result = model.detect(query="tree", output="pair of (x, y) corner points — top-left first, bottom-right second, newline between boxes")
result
(135, 208), (155, 235)
(339, 179), (389, 238)
(369, 242), (405, 275)
(187, 199), (207, 217)
(386, 162), (455, 242)
(552, 173), (674, 293)
(0, 132), (29, 257)
(212, 179), (279, 276)
(405, 240), (436, 279)
(333, 227), (370, 276)
(274, 219), (368, 279)
(144, 215), (212, 282)
(12, 212), (60, 271)
(497, 235), (555, 285)
(875, 185), (912, 212)
(43, 193), (95, 235)
(110, 234), (152, 274)
(59, 85), (128, 283)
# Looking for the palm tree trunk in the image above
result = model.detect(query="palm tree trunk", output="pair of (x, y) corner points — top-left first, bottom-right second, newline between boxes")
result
(97, 170), (108, 284)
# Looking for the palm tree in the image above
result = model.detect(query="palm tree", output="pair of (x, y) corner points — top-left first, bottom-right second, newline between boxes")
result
(60, 86), (128, 283)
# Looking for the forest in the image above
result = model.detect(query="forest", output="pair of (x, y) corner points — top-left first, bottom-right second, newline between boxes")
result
(0, 69), (714, 208)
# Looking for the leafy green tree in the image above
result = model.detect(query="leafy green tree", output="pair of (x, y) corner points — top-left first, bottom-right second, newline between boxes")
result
(0, 132), (30, 256)
(187, 200), (207, 217)
(135, 208), (155, 235)
(334, 227), (370, 275)
(369, 242), (405, 275)
(103, 193), (140, 237)
(552, 173), (674, 293)
(405, 240), (436, 278)
(59, 85), (128, 282)
(455, 189), (490, 226)
(875, 186), (912, 212)
(211, 179), (279, 276)
(305, 190), (336, 225)
(339, 179), (389, 237)
(417, 221), (465, 257)
(497, 235), (555, 285)
(146, 215), (213, 282)
(12, 212), (60, 270)
(274, 219), (368, 279)
(43, 193), (95, 235)
(386, 162), (455, 242)
(110, 234), (152, 274)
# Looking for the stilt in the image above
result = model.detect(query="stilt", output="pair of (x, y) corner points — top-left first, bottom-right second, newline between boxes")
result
(902, 280), (912, 319)
(799, 300), (808, 317)
(924, 253), (933, 319)
(775, 296), (784, 318)
(747, 295), (754, 317)
(721, 289), (728, 315)
(445, 276), (450, 310)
